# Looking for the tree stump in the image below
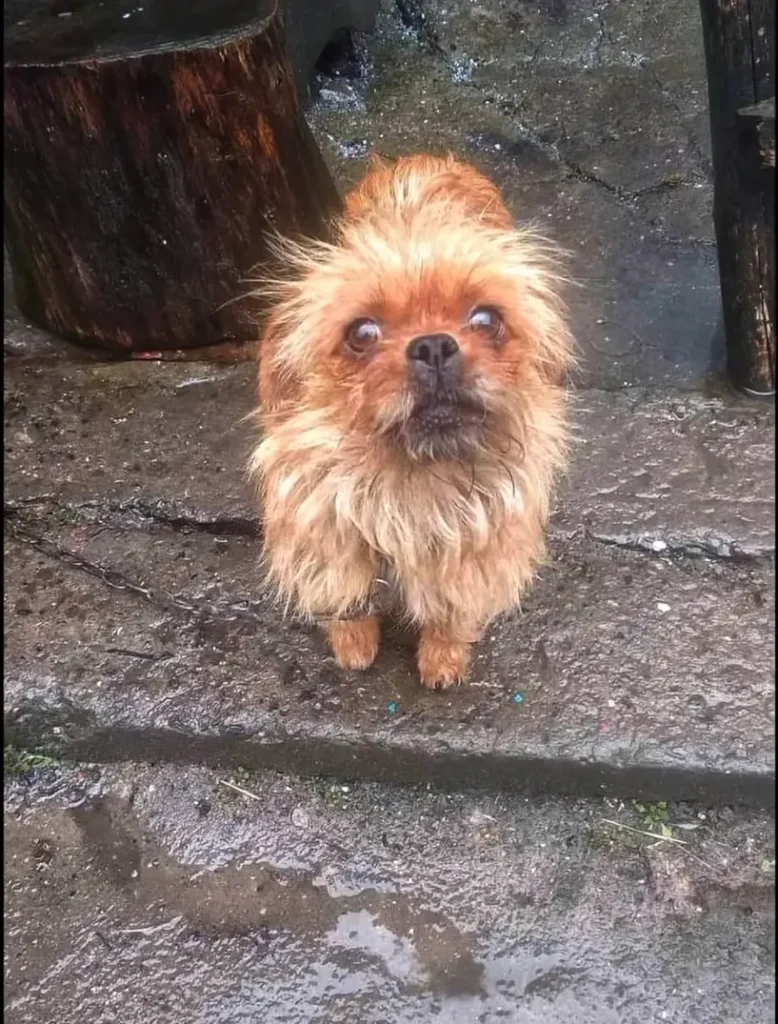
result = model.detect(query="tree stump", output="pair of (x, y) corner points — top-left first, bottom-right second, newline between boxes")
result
(4, 0), (342, 355)
(698, 0), (776, 396)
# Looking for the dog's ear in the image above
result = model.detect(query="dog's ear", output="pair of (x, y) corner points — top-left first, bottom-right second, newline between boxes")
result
(537, 337), (576, 387)
(257, 309), (301, 409)
(344, 152), (391, 220)
(522, 291), (576, 388)
(501, 229), (576, 387)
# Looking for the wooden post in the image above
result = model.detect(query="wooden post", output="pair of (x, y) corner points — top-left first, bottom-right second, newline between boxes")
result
(737, 98), (776, 170)
(3, 0), (341, 355)
(698, 0), (775, 396)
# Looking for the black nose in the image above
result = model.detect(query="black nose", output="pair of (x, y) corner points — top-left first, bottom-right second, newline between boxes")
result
(406, 333), (460, 370)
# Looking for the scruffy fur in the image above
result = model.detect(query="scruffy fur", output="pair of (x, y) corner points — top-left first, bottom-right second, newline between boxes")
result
(249, 154), (574, 688)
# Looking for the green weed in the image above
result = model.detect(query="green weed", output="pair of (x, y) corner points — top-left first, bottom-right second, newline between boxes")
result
(632, 800), (674, 839)
(4, 744), (60, 777)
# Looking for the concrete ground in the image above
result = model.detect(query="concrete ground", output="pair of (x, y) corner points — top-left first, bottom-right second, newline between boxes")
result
(3, 362), (775, 806)
(4, 762), (775, 1024)
(307, 0), (723, 391)
(3, 1), (775, 1021)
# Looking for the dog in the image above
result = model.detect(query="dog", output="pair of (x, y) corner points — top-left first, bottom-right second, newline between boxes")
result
(249, 153), (574, 689)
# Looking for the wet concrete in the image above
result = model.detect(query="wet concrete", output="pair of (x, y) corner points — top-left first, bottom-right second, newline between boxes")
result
(3, 6), (774, 1018)
(4, 362), (775, 558)
(4, 762), (775, 1023)
(4, 361), (775, 805)
(305, 0), (722, 390)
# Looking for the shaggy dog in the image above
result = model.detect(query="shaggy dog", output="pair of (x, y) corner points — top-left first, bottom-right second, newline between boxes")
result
(250, 154), (574, 688)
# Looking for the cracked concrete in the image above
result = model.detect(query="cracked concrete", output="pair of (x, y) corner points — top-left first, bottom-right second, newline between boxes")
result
(4, 361), (775, 805)
(5, 363), (773, 560)
(3, 4), (774, 1019)
(302, 0), (721, 388)
(2, 0), (774, 808)
(5, 510), (775, 805)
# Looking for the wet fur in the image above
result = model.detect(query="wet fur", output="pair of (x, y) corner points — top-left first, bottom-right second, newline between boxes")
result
(249, 154), (574, 688)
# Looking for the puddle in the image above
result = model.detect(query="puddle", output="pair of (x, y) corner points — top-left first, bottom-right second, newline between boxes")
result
(5, 764), (775, 1024)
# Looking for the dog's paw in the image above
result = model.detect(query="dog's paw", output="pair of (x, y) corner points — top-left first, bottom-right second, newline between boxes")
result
(325, 616), (380, 671)
(417, 635), (470, 690)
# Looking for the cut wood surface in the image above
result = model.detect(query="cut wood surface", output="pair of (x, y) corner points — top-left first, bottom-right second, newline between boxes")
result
(4, 0), (341, 354)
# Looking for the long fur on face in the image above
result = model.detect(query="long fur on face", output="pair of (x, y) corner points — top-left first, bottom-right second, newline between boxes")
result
(248, 153), (575, 685)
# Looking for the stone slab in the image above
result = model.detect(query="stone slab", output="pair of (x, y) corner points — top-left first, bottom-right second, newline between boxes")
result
(4, 361), (775, 806)
(5, 362), (774, 557)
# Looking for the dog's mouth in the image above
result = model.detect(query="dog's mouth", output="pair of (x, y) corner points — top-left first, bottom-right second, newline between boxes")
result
(391, 389), (491, 461)
(414, 395), (485, 430)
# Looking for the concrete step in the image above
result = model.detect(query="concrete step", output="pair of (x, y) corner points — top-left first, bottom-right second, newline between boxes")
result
(4, 760), (775, 1023)
(4, 361), (775, 806)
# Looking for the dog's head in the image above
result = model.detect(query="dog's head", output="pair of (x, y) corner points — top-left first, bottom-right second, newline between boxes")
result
(258, 155), (574, 463)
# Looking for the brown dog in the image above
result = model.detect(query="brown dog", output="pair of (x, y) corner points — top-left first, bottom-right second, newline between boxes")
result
(250, 154), (574, 689)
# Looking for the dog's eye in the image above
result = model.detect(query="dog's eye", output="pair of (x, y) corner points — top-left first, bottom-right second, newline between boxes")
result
(345, 318), (382, 354)
(467, 306), (504, 342)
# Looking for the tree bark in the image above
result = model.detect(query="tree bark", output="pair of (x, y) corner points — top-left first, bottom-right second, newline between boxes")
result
(698, 0), (775, 396)
(3, 0), (341, 354)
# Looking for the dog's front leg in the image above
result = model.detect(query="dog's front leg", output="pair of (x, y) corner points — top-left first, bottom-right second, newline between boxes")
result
(417, 621), (483, 690)
(307, 554), (380, 671)
(401, 572), (486, 690)
(324, 615), (380, 671)
(304, 543), (380, 672)
(262, 508), (380, 670)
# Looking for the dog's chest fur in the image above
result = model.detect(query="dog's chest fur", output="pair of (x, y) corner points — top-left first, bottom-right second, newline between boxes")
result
(270, 440), (525, 566)
(252, 406), (555, 623)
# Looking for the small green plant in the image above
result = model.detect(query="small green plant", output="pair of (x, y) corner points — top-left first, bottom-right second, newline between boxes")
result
(632, 800), (673, 839)
(4, 744), (60, 777)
